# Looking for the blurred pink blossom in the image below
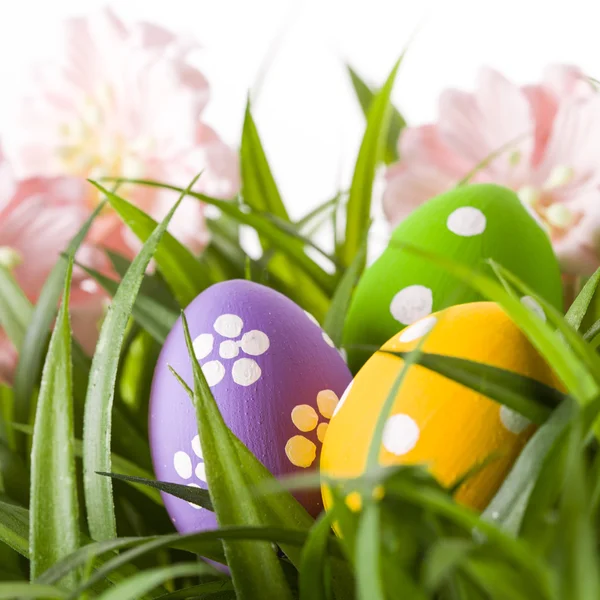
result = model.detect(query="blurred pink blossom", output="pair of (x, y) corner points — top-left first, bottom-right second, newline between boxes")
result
(384, 65), (600, 275)
(3, 7), (239, 259)
(0, 156), (107, 385)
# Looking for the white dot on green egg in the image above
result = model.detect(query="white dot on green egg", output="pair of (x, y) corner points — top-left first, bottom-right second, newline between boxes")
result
(201, 360), (225, 387)
(521, 296), (546, 321)
(219, 340), (239, 359)
(191, 435), (203, 459)
(332, 379), (354, 418)
(174, 451), (192, 479)
(499, 406), (531, 434)
(232, 358), (262, 386)
(322, 331), (335, 347)
(382, 414), (420, 456)
(447, 206), (486, 237)
(192, 333), (213, 360)
(390, 285), (433, 325)
(240, 329), (270, 356)
(399, 315), (438, 343)
(195, 462), (207, 482)
(213, 314), (243, 338)
(187, 483), (203, 510)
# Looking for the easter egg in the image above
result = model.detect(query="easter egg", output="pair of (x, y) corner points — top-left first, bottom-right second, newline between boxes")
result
(149, 279), (352, 533)
(343, 183), (563, 372)
(322, 302), (561, 511)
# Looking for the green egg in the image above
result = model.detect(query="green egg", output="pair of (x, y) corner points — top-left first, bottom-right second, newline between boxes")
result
(343, 183), (563, 373)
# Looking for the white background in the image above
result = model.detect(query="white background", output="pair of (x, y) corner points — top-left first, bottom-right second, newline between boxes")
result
(0, 0), (598, 224)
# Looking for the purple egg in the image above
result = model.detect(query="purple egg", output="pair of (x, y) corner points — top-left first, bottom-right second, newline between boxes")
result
(149, 279), (353, 533)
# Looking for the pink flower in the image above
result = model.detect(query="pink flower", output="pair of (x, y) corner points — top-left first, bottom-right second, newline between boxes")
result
(3, 7), (239, 260)
(384, 65), (600, 275)
(0, 155), (107, 385)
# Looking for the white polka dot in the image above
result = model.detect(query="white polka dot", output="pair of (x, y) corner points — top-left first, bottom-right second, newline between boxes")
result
(499, 406), (531, 434)
(201, 360), (225, 387)
(322, 331), (335, 348)
(399, 315), (438, 343)
(174, 451), (192, 479)
(332, 380), (354, 418)
(521, 296), (546, 321)
(192, 334), (214, 360)
(219, 340), (239, 359)
(231, 358), (262, 386)
(446, 206), (486, 236)
(187, 483), (203, 510)
(191, 435), (203, 459)
(195, 462), (207, 482)
(240, 330), (270, 356)
(382, 414), (420, 456)
(339, 347), (348, 362)
(390, 285), (433, 325)
(304, 311), (319, 326)
(213, 314), (243, 338)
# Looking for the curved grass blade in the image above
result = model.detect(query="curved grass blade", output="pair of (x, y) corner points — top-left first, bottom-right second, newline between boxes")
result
(565, 267), (600, 330)
(83, 193), (185, 541)
(89, 180), (211, 307)
(106, 179), (335, 295)
(180, 314), (293, 600)
(355, 503), (384, 600)
(94, 562), (213, 600)
(347, 65), (406, 164)
(30, 259), (79, 581)
(97, 472), (213, 511)
(341, 58), (402, 267)
(76, 263), (176, 344)
(397, 242), (598, 403)
(0, 500), (28, 557)
(153, 580), (234, 599)
(0, 582), (66, 599)
(323, 234), (367, 347)
(297, 194), (341, 232)
(241, 103), (290, 221)
(13, 201), (105, 434)
(299, 512), (333, 600)
(384, 350), (563, 424)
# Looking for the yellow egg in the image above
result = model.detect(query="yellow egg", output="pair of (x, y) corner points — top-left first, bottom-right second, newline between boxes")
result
(321, 301), (562, 511)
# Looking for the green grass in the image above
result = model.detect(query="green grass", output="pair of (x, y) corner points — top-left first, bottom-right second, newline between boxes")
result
(1, 62), (599, 600)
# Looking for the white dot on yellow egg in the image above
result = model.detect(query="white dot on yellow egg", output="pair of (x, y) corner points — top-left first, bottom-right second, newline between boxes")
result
(447, 206), (486, 237)
(399, 315), (438, 343)
(174, 451), (192, 479)
(499, 406), (531, 434)
(390, 285), (433, 325)
(382, 414), (420, 456)
(214, 314), (243, 338)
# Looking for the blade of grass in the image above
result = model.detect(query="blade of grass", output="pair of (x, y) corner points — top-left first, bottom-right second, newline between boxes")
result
(94, 562), (213, 600)
(13, 202), (105, 436)
(179, 314), (293, 600)
(347, 65), (406, 164)
(83, 191), (186, 542)
(97, 472), (213, 511)
(355, 503), (384, 600)
(324, 234), (367, 347)
(30, 259), (79, 581)
(0, 582), (66, 599)
(299, 512), (333, 600)
(0, 499), (28, 558)
(341, 58), (402, 267)
(564, 267), (600, 330)
(241, 103), (290, 221)
(0, 266), (32, 348)
(89, 179), (211, 307)
(153, 580), (234, 599)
